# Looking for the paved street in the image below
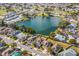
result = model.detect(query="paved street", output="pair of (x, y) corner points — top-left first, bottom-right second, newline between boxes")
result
(0, 35), (49, 56)
(2, 47), (12, 56)
(0, 35), (14, 44)
(17, 42), (49, 56)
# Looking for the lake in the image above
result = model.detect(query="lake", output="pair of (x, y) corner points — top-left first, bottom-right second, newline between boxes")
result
(16, 16), (61, 35)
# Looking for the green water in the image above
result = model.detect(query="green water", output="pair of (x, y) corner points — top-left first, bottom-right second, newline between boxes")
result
(16, 16), (61, 35)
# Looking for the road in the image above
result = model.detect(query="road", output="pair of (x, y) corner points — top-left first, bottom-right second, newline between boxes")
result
(0, 35), (14, 44)
(17, 42), (49, 56)
(0, 35), (49, 56)
(2, 47), (12, 56)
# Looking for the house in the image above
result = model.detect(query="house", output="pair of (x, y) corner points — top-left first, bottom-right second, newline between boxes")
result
(35, 42), (41, 48)
(27, 36), (37, 45)
(35, 39), (43, 48)
(58, 48), (77, 56)
(9, 30), (21, 37)
(27, 36), (37, 41)
(69, 19), (77, 23)
(45, 41), (53, 47)
(68, 23), (77, 28)
(43, 40), (48, 46)
(16, 33), (26, 40)
(0, 37), (2, 40)
(0, 27), (14, 35)
(69, 29), (76, 34)
(0, 43), (5, 47)
(51, 44), (63, 55)
(76, 38), (79, 44)
(68, 35), (75, 39)
(55, 34), (66, 42)
(4, 12), (22, 24)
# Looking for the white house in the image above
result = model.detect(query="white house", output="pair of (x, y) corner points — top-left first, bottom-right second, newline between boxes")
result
(76, 38), (79, 44)
(16, 33), (26, 40)
(55, 34), (66, 41)
(68, 35), (75, 39)
(4, 12), (22, 24)
(58, 48), (77, 56)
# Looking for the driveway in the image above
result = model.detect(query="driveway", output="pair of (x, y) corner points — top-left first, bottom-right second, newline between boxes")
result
(0, 35), (49, 56)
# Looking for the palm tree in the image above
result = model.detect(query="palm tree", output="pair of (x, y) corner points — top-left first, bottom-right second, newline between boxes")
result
(0, 20), (5, 26)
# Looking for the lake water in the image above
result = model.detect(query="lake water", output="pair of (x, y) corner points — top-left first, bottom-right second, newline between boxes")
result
(16, 16), (61, 35)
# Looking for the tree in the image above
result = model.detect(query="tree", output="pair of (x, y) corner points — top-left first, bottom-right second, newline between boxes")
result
(9, 24), (19, 30)
(50, 32), (56, 37)
(31, 43), (35, 48)
(22, 41), (27, 45)
(58, 20), (70, 29)
(0, 20), (5, 26)
(66, 4), (73, 8)
(47, 47), (52, 54)
(16, 25), (36, 34)
(22, 50), (28, 54)
(67, 39), (76, 44)
(28, 27), (36, 34)
(8, 43), (17, 48)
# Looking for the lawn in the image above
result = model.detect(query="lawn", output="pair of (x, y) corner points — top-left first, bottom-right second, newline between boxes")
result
(0, 10), (7, 15)
(19, 17), (29, 22)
